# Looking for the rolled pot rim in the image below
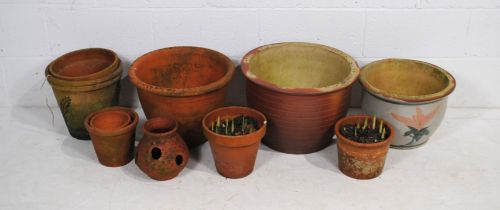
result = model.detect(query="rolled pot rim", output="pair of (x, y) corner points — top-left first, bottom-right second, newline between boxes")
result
(48, 72), (121, 92)
(89, 110), (132, 131)
(128, 46), (235, 97)
(48, 48), (120, 81)
(334, 115), (395, 148)
(202, 106), (267, 147)
(85, 107), (139, 137)
(141, 117), (179, 137)
(240, 42), (360, 96)
(359, 58), (456, 103)
(45, 63), (122, 87)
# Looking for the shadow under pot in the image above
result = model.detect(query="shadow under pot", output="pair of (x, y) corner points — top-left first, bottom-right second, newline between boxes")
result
(241, 42), (360, 154)
(128, 47), (235, 148)
(135, 117), (189, 181)
(84, 107), (138, 167)
(359, 59), (456, 149)
(202, 106), (267, 179)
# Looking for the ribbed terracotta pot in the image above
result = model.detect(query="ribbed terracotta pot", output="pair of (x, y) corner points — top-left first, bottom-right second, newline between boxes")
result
(129, 47), (235, 148)
(85, 107), (138, 167)
(135, 117), (189, 181)
(47, 74), (121, 140)
(48, 48), (120, 81)
(335, 115), (394, 179)
(241, 42), (360, 154)
(360, 59), (456, 149)
(202, 106), (267, 179)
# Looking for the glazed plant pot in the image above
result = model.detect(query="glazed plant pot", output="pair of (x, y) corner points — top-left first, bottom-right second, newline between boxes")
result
(335, 115), (395, 179)
(360, 59), (456, 149)
(85, 107), (138, 167)
(47, 74), (121, 140)
(202, 106), (267, 179)
(241, 42), (359, 154)
(135, 117), (189, 181)
(48, 48), (120, 81)
(129, 47), (235, 148)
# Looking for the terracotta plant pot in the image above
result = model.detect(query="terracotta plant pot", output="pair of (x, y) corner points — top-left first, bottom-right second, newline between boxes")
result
(45, 63), (123, 87)
(48, 48), (120, 81)
(129, 47), (235, 148)
(47, 73), (121, 140)
(335, 115), (395, 179)
(241, 42), (359, 154)
(85, 107), (138, 167)
(202, 106), (267, 179)
(360, 59), (456, 149)
(135, 117), (189, 181)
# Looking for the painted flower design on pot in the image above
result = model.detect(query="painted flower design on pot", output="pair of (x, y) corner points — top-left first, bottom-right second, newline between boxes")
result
(391, 105), (440, 146)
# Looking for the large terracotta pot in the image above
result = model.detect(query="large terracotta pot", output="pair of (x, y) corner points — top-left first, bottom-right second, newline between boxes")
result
(241, 42), (359, 154)
(129, 47), (235, 148)
(85, 107), (138, 167)
(48, 48), (120, 81)
(335, 115), (394, 179)
(135, 117), (189, 181)
(360, 59), (456, 149)
(47, 74), (121, 140)
(202, 106), (267, 179)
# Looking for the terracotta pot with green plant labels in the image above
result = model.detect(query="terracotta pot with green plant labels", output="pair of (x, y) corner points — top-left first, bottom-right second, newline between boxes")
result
(202, 106), (267, 179)
(335, 115), (394, 179)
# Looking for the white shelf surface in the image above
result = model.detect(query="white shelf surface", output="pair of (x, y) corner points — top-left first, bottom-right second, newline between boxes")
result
(1, 107), (499, 210)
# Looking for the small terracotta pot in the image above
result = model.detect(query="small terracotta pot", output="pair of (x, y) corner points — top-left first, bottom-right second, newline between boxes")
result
(89, 110), (131, 131)
(335, 115), (395, 179)
(47, 74), (121, 140)
(241, 42), (359, 154)
(85, 107), (138, 167)
(360, 59), (456, 149)
(135, 117), (189, 181)
(202, 106), (267, 179)
(48, 48), (120, 81)
(129, 47), (235, 148)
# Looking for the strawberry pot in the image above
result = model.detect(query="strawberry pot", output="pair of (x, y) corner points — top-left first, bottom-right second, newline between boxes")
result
(360, 59), (456, 149)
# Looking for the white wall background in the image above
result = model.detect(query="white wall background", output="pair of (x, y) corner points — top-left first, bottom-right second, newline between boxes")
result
(1, 0), (499, 110)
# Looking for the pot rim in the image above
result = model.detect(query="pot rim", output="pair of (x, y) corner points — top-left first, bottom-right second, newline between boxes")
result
(45, 63), (122, 87)
(85, 107), (139, 137)
(48, 72), (121, 92)
(359, 58), (456, 103)
(48, 48), (120, 81)
(128, 46), (235, 97)
(240, 42), (360, 96)
(89, 110), (132, 131)
(141, 117), (179, 137)
(334, 115), (395, 148)
(202, 106), (267, 147)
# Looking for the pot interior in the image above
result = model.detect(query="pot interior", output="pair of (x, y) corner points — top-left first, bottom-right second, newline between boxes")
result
(52, 49), (115, 77)
(133, 48), (229, 89)
(91, 111), (130, 131)
(144, 118), (177, 134)
(248, 44), (353, 89)
(362, 60), (451, 97)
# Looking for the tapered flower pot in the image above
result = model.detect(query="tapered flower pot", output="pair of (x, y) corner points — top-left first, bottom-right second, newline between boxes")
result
(48, 48), (120, 81)
(335, 115), (394, 179)
(129, 47), (235, 148)
(85, 107), (138, 167)
(202, 106), (267, 179)
(241, 42), (359, 154)
(135, 117), (189, 181)
(360, 59), (456, 149)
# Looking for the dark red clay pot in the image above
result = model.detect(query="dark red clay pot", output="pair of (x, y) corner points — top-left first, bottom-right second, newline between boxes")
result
(202, 106), (267, 179)
(241, 42), (360, 154)
(129, 47), (235, 148)
(135, 117), (189, 181)
(48, 48), (120, 81)
(85, 107), (138, 167)
(335, 115), (395, 179)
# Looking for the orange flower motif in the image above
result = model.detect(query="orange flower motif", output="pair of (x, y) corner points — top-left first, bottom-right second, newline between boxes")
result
(391, 105), (440, 130)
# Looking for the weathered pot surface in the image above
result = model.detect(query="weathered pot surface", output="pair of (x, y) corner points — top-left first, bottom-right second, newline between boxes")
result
(335, 115), (394, 179)
(202, 106), (267, 179)
(49, 48), (120, 81)
(90, 110), (131, 131)
(135, 117), (189, 181)
(85, 107), (138, 167)
(360, 59), (456, 149)
(241, 42), (359, 154)
(129, 46), (235, 148)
